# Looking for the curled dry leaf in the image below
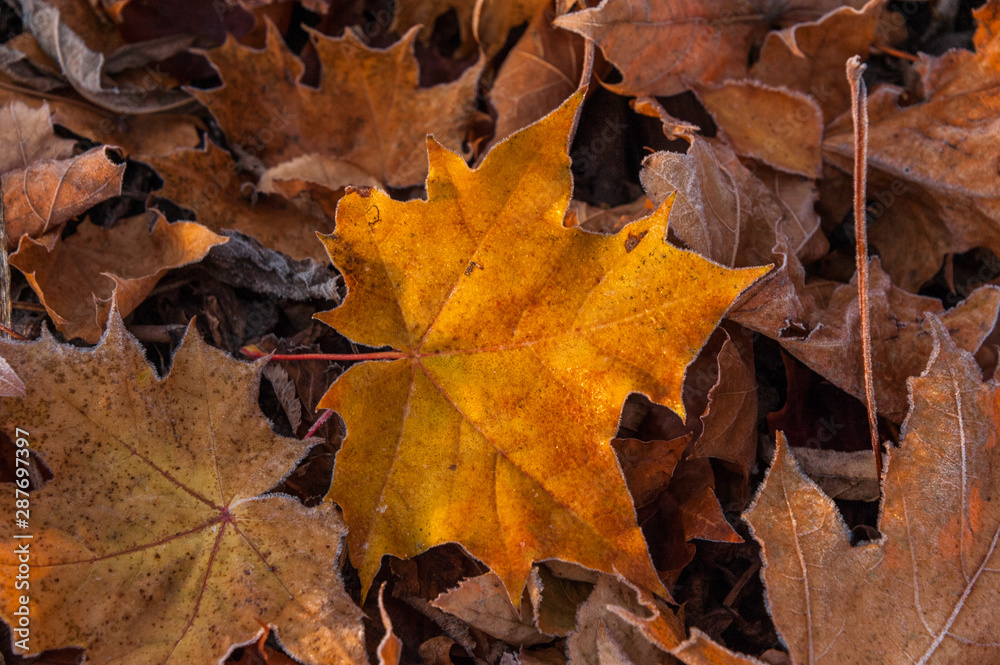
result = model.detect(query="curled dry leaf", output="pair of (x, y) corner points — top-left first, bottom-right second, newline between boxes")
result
(694, 329), (758, 479)
(11, 213), (228, 343)
(751, 0), (882, 122)
(696, 80), (824, 178)
(377, 584), (402, 665)
(317, 91), (769, 604)
(822, 2), (1000, 290)
(789, 446), (880, 502)
(20, 0), (192, 113)
(191, 20), (483, 187)
(0, 313), (366, 664)
(670, 628), (768, 665)
(0, 88), (202, 157)
(2, 145), (125, 250)
(143, 143), (334, 262)
(568, 574), (683, 665)
(746, 317), (1000, 664)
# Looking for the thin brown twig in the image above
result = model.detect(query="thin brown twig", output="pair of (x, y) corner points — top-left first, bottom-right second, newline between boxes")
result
(847, 56), (882, 483)
(0, 184), (10, 340)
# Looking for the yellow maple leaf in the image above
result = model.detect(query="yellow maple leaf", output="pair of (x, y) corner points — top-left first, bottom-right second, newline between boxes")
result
(317, 90), (770, 602)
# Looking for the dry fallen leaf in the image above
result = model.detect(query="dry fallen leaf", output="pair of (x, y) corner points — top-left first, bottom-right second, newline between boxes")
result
(318, 91), (769, 603)
(191, 20), (483, 187)
(696, 80), (823, 178)
(822, 2), (1000, 291)
(489, 7), (585, 147)
(20, 0), (192, 113)
(780, 260), (1000, 422)
(693, 329), (758, 480)
(10, 213), (228, 343)
(568, 574), (682, 665)
(143, 143), (335, 262)
(751, 0), (882, 122)
(554, 0), (866, 97)
(0, 100), (75, 173)
(431, 572), (551, 646)
(2, 145), (125, 250)
(745, 317), (1000, 664)
(0, 313), (366, 664)
(0, 356), (25, 397)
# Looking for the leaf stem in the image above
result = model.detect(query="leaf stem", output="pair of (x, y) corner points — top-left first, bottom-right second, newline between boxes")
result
(240, 347), (407, 362)
(847, 56), (882, 483)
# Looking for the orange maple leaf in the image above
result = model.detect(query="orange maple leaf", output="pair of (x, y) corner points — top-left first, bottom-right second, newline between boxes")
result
(316, 90), (769, 602)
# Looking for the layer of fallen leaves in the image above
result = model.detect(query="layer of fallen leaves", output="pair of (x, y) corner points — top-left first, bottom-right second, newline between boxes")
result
(1, 0), (1000, 664)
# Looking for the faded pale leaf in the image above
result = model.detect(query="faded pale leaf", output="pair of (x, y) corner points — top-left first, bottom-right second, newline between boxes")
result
(789, 447), (880, 502)
(0, 101), (74, 173)
(0, 314), (366, 664)
(697, 81), (823, 178)
(2, 145), (125, 249)
(11, 213), (228, 343)
(0, 356), (25, 397)
(568, 575), (675, 665)
(431, 573), (551, 645)
(746, 317), (1000, 663)
(319, 91), (768, 603)
(531, 563), (597, 637)
(191, 21), (483, 187)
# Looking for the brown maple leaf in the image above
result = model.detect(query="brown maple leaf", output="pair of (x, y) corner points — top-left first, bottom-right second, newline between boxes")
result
(316, 90), (769, 603)
(0, 314), (366, 664)
(191, 20), (483, 187)
(745, 316), (1000, 664)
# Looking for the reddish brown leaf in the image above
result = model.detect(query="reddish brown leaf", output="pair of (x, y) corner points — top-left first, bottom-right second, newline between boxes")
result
(2, 145), (125, 249)
(11, 213), (227, 343)
(554, 0), (866, 97)
(751, 0), (882, 122)
(781, 259), (1000, 422)
(490, 8), (586, 146)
